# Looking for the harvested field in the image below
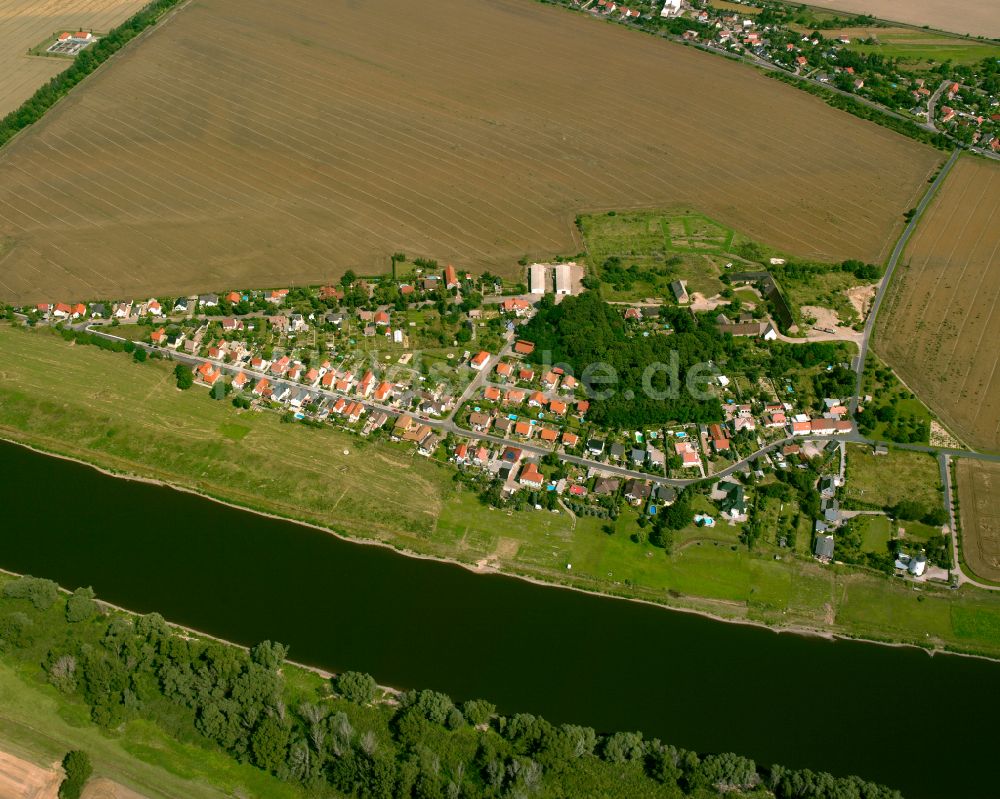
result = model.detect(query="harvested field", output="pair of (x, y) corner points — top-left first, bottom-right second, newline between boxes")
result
(800, 0), (1000, 39)
(0, 748), (58, 799)
(875, 156), (1000, 452)
(0, 0), (150, 116)
(0, 0), (941, 304)
(956, 459), (1000, 583)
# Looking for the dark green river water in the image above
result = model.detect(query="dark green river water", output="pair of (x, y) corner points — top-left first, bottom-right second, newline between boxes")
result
(0, 440), (994, 798)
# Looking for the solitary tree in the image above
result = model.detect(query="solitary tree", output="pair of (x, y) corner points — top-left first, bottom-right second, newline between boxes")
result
(174, 363), (193, 390)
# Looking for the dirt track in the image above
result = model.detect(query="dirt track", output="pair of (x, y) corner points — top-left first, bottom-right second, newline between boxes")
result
(0, 0), (941, 303)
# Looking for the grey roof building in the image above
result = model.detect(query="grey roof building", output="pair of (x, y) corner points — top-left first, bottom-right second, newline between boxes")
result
(814, 534), (835, 560)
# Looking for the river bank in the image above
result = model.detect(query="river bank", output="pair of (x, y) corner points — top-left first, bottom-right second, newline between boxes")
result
(3, 436), (1000, 799)
(2, 324), (1000, 661)
(9, 431), (997, 669)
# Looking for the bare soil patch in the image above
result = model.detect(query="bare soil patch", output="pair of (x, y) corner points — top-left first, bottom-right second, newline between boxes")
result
(0, 0), (150, 116)
(956, 459), (1000, 583)
(0, 750), (59, 799)
(875, 156), (1000, 452)
(0, 0), (939, 304)
(845, 283), (878, 321)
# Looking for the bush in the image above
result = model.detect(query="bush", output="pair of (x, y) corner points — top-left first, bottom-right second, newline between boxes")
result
(59, 750), (92, 799)
(174, 363), (193, 390)
(462, 699), (496, 725)
(3, 575), (59, 610)
(335, 671), (377, 704)
(66, 587), (98, 623)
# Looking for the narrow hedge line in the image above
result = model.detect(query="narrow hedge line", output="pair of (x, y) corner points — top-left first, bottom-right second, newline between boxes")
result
(0, 0), (185, 149)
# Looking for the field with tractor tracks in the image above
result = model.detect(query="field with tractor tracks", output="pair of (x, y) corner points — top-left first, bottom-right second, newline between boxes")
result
(0, 0), (941, 304)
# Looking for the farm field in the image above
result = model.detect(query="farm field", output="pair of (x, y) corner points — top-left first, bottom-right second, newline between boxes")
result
(874, 156), (1000, 453)
(956, 459), (1000, 583)
(0, 0), (942, 305)
(0, 0), (149, 117)
(795, 0), (1000, 38)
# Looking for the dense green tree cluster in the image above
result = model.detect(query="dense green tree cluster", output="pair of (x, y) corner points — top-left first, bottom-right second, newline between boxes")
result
(0, 574), (905, 799)
(518, 291), (854, 427)
(58, 750), (92, 799)
(519, 292), (724, 428)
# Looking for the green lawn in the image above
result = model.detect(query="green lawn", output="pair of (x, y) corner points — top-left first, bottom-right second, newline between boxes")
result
(843, 444), (941, 511)
(899, 519), (942, 541)
(835, 575), (954, 643)
(856, 515), (893, 552)
(578, 209), (746, 302)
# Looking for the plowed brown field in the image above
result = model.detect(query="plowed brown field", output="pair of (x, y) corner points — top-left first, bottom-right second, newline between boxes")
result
(800, 0), (1000, 39)
(0, 0), (150, 116)
(0, 0), (940, 304)
(875, 156), (1000, 452)
(957, 459), (1000, 583)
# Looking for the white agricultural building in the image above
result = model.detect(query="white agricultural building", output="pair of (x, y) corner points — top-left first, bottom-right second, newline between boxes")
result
(529, 264), (550, 295)
(555, 263), (573, 295)
(660, 0), (682, 18)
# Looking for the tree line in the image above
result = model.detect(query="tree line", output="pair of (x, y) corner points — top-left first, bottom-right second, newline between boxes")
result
(0, 574), (904, 799)
(0, 0), (186, 149)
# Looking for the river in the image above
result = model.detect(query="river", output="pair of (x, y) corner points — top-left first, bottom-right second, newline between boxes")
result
(0, 439), (994, 798)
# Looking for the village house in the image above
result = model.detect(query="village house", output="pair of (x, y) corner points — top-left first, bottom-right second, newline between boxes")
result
(469, 412), (492, 432)
(623, 479), (652, 505)
(501, 298), (531, 316)
(675, 441), (700, 468)
(195, 362), (221, 386)
(593, 477), (620, 496)
(518, 462), (545, 488)
(814, 534), (835, 562)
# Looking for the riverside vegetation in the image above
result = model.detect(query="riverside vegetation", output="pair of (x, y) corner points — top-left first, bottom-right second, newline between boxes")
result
(0, 573), (904, 799)
(3, 321), (1000, 659)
